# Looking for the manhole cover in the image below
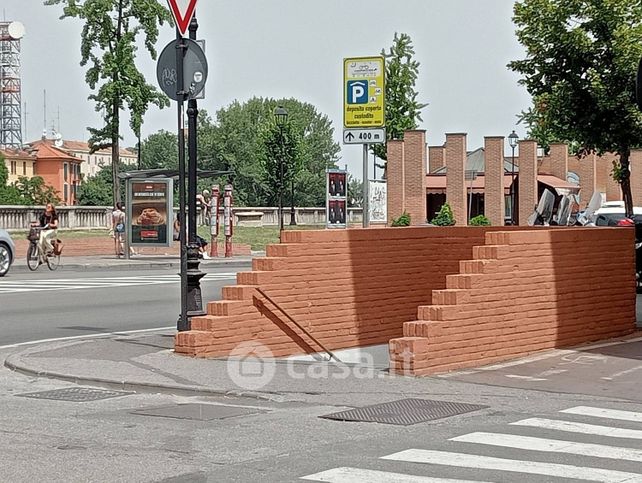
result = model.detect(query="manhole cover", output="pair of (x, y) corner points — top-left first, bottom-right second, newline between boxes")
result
(130, 403), (266, 421)
(16, 387), (132, 402)
(321, 398), (488, 426)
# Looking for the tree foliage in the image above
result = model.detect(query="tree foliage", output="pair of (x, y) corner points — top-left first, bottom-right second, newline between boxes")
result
(76, 164), (115, 206)
(13, 177), (62, 205)
(140, 130), (178, 170)
(372, 32), (427, 161)
(431, 202), (456, 226)
(198, 98), (340, 207)
(509, 0), (642, 215)
(45, 0), (172, 206)
(257, 117), (303, 207)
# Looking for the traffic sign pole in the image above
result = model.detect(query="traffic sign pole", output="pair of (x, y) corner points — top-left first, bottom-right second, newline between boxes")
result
(176, 27), (189, 332)
(363, 145), (369, 228)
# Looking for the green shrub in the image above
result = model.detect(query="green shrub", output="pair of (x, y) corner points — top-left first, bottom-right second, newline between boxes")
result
(391, 211), (411, 226)
(469, 215), (491, 226)
(430, 203), (456, 226)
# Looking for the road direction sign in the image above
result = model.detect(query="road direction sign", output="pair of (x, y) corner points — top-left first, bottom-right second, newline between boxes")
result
(343, 128), (386, 145)
(343, 57), (385, 128)
(167, 0), (198, 36)
(156, 38), (208, 101)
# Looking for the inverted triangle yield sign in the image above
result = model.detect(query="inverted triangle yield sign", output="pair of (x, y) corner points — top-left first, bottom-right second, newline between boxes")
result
(167, 0), (198, 36)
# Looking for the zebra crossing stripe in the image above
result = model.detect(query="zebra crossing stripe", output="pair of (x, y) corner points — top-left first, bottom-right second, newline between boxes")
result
(451, 432), (642, 462)
(381, 449), (642, 482)
(300, 467), (489, 482)
(512, 418), (642, 439)
(561, 406), (642, 423)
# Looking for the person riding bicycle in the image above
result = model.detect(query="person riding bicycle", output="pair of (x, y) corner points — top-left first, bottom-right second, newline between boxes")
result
(38, 203), (58, 263)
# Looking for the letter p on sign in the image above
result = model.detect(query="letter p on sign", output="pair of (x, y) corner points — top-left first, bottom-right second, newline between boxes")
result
(347, 81), (368, 104)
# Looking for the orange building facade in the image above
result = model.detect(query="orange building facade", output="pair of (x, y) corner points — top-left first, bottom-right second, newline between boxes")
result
(28, 140), (82, 205)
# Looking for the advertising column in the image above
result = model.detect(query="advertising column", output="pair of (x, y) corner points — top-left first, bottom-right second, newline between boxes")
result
(128, 179), (173, 248)
(326, 169), (347, 229)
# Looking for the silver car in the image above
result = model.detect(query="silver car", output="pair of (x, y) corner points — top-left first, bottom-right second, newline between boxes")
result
(0, 229), (15, 277)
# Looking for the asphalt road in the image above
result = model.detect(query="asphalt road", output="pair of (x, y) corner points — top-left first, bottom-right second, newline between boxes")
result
(0, 265), (249, 346)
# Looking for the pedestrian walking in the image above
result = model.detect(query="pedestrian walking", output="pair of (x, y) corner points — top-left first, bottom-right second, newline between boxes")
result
(173, 213), (210, 259)
(111, 202), (136, 257)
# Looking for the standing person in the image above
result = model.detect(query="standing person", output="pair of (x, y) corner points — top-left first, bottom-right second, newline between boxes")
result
(38, 203), (58, 263)
(111, 202), (126, 256)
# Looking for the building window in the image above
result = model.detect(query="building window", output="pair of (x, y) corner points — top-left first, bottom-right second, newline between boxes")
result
(64, 184), (68, 202)
(64, 163), (69, 182)
(22, 162), (26, 175)
(10, 161), (16, 175)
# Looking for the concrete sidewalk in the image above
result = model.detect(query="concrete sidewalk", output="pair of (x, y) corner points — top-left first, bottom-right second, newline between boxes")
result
(5, 329), (642, 407)
(9, 253), (259, 273)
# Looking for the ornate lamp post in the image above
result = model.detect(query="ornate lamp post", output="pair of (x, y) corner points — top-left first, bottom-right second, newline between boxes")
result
(508, 130), (519, 225)
(274, 106), (288, 233)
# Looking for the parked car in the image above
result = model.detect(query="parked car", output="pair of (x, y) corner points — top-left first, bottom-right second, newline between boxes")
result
(0, 229), (15, 277)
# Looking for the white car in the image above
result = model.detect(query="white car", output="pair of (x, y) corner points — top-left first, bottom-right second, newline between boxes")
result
(0, 229), (15, 277)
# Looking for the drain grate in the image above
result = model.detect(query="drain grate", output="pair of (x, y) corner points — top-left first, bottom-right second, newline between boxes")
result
(16, 387), (132, 402)
(321, 398), (488, 426)
(130, 403), (266, 421)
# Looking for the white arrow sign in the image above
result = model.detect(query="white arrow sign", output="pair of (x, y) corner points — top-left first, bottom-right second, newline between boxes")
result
(343, 128), (386, 145)
(166, 0), (198, 36)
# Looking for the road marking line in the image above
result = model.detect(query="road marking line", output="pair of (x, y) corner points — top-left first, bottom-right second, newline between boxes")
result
(561, 406), (642, 423)
(601, 365), (642, 381)
(452, 432), (642, 462)
(381, 449), (642, 482)
(512, 418), (642, 439)
(537, 368), (568, 377)
(299, 467), (488, 482)
(0, 326), (175, 350)
(504, 375), (547, 381)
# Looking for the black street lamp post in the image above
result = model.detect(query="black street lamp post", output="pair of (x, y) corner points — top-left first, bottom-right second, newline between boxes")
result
(508, 130), (519, 225)
(274, 106), (288, 233)
(289, 177), (296, 225)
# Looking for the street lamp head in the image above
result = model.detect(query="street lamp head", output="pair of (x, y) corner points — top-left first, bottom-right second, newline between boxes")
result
(274, 106), (288, 127)
(508, 130), (519, 148)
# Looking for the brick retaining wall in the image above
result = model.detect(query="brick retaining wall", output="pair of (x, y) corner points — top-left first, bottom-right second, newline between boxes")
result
(389, 228), (636, 375)
(176, 226), (636, 375)
(176, 227), (495, 357)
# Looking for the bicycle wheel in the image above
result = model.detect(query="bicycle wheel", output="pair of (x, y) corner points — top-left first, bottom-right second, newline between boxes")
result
(46, 253), (60, 271)
(26, 243), (40, 271)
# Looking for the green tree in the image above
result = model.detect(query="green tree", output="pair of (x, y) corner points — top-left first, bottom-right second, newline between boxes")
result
(509, 0), (642, 216)
(77, 165), (114, 205)
(201, 97), (340, 207)
(140, 130), (178, 170)
(347, 176), (363, 207)
(372, 33), (428, 163)
(258, 117), (303, 207)
(13, 176), (61, 205)
(45, 0), (172, 206)
(0, 155), (23, 205)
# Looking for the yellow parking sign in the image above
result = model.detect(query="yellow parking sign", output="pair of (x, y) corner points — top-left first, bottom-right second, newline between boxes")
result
(344, 57), (385, 128)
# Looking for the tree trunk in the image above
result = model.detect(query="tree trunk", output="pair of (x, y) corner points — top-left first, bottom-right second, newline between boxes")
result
(619, 147), (633, 218)
(111, 0), (123, 206)
(112, 100), (121, 205)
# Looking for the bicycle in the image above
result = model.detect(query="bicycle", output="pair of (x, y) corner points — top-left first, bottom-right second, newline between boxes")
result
(26, 223), (62, 271)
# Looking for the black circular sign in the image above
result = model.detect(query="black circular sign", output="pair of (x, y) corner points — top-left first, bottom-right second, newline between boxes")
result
(157, 38), (208, 101)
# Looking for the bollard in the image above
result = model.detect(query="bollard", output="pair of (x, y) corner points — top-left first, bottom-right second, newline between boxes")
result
(209, 184), (220, 257)
(223, 184), (233, 257)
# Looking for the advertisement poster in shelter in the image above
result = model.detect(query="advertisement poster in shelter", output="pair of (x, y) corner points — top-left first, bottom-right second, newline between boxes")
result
(128, 179), (173, 247)
(326, 169), (347, 228)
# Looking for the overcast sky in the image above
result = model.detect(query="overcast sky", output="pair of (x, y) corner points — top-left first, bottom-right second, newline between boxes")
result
(3, 0), (531, 177)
